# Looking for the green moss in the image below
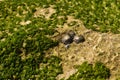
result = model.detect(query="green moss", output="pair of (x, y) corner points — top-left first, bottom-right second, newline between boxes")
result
(54, 0), (120, 33)
(0, 0), (119, 79)
(67, 61), (110, 80)
(0, 1), (62, 79)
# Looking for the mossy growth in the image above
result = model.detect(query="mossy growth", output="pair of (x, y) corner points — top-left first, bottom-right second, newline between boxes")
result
(67, 61), (110, 80)
(0, 1), (62, 79)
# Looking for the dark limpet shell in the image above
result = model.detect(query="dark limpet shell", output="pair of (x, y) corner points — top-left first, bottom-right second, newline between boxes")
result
(67, 30), (76, 38)
(73, 35), (85, 43)
(61, 34), (73, 45)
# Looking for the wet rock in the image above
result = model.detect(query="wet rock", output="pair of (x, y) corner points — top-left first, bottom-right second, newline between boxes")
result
(73, 35), (85, 43)
(61, 34), (73, 45)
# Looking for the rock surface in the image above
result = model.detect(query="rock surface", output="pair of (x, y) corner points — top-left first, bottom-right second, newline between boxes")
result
(48, 16), (120, 80)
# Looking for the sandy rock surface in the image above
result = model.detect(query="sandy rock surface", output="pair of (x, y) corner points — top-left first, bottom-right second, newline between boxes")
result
(33, 7), (120, 80)
(47, 16), (120, 80)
